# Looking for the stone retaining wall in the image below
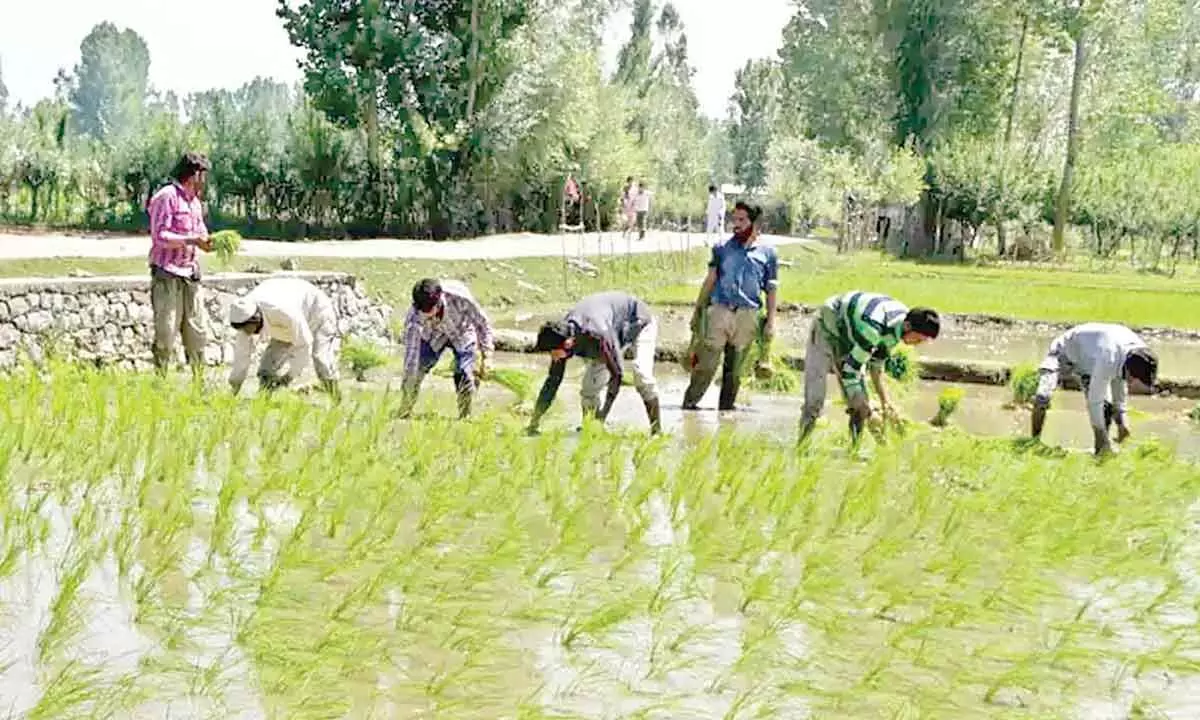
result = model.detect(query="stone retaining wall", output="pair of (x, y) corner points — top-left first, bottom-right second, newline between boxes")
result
(0, 271), (393, 370)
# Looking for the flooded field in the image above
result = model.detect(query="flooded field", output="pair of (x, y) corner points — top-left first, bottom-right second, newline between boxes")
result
(3, 359), (1200, 718)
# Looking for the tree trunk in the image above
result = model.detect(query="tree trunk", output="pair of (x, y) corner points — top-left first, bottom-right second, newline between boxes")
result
(997, 13), (1029, 257)
(1052, 23), (1087, 255)
(466, 0), (480, 121)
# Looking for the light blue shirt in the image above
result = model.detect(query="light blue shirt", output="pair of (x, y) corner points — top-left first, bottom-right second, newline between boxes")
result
(708, 237), (779, 310)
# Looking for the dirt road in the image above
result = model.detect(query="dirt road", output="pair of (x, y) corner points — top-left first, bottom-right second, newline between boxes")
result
(0, 229), (813, 260)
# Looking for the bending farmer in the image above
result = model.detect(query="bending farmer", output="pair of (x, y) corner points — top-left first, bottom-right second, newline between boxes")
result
(682, 201), (777, 411)
(1031, 323), (1158, 456)
(397, 279), (495, 419)
(799, 291), (940, 442)
(529, 291), (661, 435)
(228, 277), (340, 396)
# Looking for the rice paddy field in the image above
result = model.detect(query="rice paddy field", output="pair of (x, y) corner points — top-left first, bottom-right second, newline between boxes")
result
(4, 358), (1200, 719)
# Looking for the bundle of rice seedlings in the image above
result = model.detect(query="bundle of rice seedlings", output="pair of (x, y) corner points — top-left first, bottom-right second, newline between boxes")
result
(210, 229), (242, 267)
(743, 313), (799, 393)
(1009, 363), (1040, 407)
(341, 337), (390, 381)
(931, 386), (965, 427)
(883, 343), (918, 385)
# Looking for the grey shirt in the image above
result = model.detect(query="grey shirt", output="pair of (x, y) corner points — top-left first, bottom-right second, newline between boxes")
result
(533, 292), (653, 419)
(1040, 322), (1149, 430)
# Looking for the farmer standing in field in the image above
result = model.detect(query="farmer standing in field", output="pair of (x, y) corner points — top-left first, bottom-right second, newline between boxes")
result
(528, 291), (661, 435)
(227, 276), (341, 397)
(147, 151), (213, 375)
(798, 291), (941, 444)
(682, 201), (777, 412)
(1031, 323), (1158, 456)
(396, 278), (496, 419)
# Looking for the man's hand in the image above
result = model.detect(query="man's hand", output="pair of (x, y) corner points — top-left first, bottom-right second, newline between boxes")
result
(195, 232), (213, 252)
(762, 316), (775, 342)
(847, 391), (871, 418)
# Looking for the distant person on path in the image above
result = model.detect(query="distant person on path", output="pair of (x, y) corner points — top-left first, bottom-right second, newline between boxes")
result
(705, 184), (726, 240)
(621, 177), (638, 236)
(682, 202), (777, 412)
(634, 182), (652, 241)
(228, 277), (341, 397)
(396, 278), (495, 420)
(528, 291), (661, 435)
(147, 151), (213, 374)
(1031, 323), (1158, 456)
(799, 292), (940, 444)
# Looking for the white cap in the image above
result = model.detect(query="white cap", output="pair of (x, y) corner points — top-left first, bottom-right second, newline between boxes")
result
(229, 297), (258, 324)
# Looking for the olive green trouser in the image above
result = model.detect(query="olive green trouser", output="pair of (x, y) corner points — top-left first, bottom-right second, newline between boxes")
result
(682, 304), (758, 410)
(150, 268), (206, 371)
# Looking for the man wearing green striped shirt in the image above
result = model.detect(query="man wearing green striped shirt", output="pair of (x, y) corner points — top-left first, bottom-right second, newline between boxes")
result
(799, 291), (941, 442)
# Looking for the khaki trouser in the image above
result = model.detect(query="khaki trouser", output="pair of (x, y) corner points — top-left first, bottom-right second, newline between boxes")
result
(801, 322), (848, 426)
(257, 315), (340, 389)
(151, 268), (206, 371)
(682, 304), (758, 409)
(580, 317), (659, 413)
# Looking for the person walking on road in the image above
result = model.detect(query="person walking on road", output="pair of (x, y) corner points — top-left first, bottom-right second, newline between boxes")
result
(147, 151), (213, 375)
(528, 291), (661, 435)
(1031, 323), (1158, 456)
(621, 177), (638, 238)
(396, 278), (496, 420)
(634, 183), (652, 241)
(705, 184), (726, 241)
(228, 276), (341, 397)
(682, 201), (777, 412)
(798, 291), (940, 444)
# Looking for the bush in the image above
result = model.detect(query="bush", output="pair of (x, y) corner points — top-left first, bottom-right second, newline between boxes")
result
(341, 337), (390, 381)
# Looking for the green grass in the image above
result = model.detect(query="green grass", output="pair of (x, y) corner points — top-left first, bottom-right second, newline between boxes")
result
(5, 243), (1200, 329)
(3, 361), (1200, 716)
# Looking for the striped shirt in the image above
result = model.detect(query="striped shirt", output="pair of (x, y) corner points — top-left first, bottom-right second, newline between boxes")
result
(402, 279), (495, 378)
(147, 182), (206, 278)
(818, 291), (908, 397)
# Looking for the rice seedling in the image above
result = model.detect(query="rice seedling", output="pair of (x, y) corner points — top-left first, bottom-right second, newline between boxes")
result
(1009, 363), (1041, 407)
(2, 356), (1200, 718)
(209, 229), (242, 267)
(340, 336), (391, 382)
(931, 386), (966, 427)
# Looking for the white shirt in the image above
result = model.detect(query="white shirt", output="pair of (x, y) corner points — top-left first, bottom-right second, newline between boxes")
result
(706, 192), (725, 220)
(634, 190), (652, 212)
(230, 277), (337, 388)
(1040, 323), (1148, 430)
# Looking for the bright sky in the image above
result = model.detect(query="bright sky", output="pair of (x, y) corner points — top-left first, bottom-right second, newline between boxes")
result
(0, 0), (792, 119)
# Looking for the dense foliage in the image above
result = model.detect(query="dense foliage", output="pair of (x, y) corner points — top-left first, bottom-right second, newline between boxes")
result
(1, 0), (1199, 253)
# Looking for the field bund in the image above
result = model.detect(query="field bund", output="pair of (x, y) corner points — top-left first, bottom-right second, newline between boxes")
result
(0, 271), (392, 370)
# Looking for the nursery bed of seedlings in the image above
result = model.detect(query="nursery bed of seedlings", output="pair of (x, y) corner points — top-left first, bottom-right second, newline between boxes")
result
(3, 362), (1200, 718)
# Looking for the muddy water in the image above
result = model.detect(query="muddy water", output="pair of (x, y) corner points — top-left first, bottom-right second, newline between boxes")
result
(401, 351), (1200, 458)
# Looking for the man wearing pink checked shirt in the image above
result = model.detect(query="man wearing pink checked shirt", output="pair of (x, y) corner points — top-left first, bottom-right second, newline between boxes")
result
(147, 152), (214, 374)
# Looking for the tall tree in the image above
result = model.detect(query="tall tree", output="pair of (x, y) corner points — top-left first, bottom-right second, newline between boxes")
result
(279, 0), (531, 237)
(66, 23), (151, 140)
(728, 59), (780, 191)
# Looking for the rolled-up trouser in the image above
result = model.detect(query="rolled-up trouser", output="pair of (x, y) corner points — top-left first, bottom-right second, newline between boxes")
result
(682, 304), (758, 409)
(581, 317), (659, 414)
(401, 337), (477, 417)
(150, 268), (206, 370)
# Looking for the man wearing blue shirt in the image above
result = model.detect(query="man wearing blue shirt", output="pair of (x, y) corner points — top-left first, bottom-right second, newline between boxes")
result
(682, 201), (779, 411)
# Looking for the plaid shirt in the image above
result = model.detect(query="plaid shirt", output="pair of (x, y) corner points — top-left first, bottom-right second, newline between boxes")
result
(147, 182), (206, 278)
(402, 280), (495, 377)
